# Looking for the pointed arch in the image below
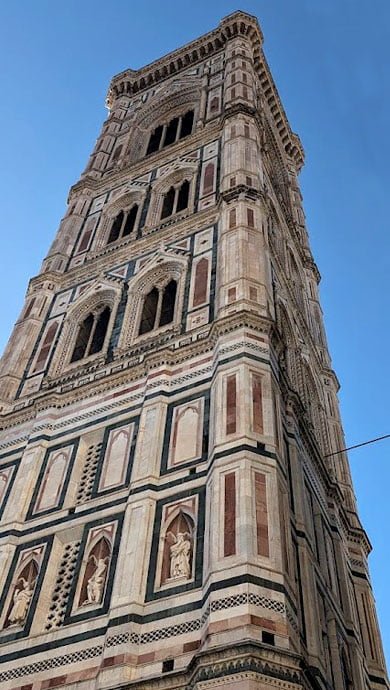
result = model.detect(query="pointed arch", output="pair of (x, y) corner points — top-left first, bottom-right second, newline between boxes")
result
(49, 285), (121, 376)
(126, 83), (201, 163)
(78, 536), (111, 607)
(119, 254), (187, 349)
(147, 163), (197, 228)
(4, 558), (39, 628)
(161, 510), (195, 585)
(95, 189), (145, 250)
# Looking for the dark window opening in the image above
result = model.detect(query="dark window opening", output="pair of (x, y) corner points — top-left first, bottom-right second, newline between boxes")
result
(146, 124), (163, 155)
(159, 280), (177, 326)
(164, 117), (179, 147)
(262, 631), (275, 646)
(162, 659), (174, 673)
(108, 211), (124, 244)
(89, 307), (110, 355)
(146, 111), (194, 157)
(70, 308), (111, 363)
(107, 206), (138, 244)
(180, 110), (194, 138)
(123, 204), (138, 236)
(139, 287), (159, 335)
(71, 313), (94, 362)
(161, 187), (175, 219)
(176, 180), (189, 212)
(138, 280), (178, 336)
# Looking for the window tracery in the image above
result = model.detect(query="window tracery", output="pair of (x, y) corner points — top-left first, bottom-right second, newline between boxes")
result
(49, 286), (120, 377)
(107, 204), (139, 244)
(70, 306), (111, 363)
(146, 110), (194, 155)
(160, 180), (189, 220)
(139, 280), (177, 335)
(118, 255), (187, 350)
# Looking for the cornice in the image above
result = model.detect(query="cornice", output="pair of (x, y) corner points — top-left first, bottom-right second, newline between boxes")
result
(49, 205), (219, 293)
(106, 11), (304, 171)
(69, 119), (221, 201)
(0, 311), (272, 429)
(117, 641), (302, 690)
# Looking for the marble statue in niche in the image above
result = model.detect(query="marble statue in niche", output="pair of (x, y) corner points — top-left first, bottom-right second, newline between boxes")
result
(84, 555), (109, 605)
(5, 558), (38, 628)
(8, 578), (35, 625)
(167, 531), (191, 579)
(161, 511), (194, 584)
(78, 536), (111, 608)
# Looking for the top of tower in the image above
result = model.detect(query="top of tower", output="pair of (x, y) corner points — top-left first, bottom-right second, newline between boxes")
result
(106, 11), (304, 170)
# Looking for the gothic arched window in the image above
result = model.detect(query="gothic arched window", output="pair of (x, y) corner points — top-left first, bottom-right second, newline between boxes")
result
(176, 180), (190, 212)
(107, 205), (139, 244)
(70, 306), (111, 363)
(161, 187), (175, 220)
(138, 281), (177, 336)
(160, 180), (189, 220)
(139, 287), (159, 335)
(180, 110), (194, 138)
(146, 110), (194, 155)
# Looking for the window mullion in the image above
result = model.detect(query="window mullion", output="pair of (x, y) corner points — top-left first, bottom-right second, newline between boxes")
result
(173, 188), (179, 215)
(85, 314), (97, 357)
(120, 211), (128, 239)
(176, 116), (183, 142)
(159, 124), (167, 150)
(155, 290), (163, 328)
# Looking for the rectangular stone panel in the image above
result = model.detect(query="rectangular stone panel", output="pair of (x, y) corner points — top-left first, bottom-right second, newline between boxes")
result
(224, 472), (236, 556)
(255, 472), (269, 557)
(226, 374), (237, 435)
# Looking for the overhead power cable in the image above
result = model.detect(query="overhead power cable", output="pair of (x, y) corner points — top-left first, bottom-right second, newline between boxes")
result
(324, 433), (390, 458)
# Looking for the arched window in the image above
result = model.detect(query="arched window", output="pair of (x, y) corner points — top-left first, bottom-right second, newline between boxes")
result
(159, 280), (177, 326)
(107, 205), (138, 244)
(180, 110), (194, 138)
(139, 287), (159, 335)
(146, 110), (194, 155)
(176, 180), (190, 212)
(160, 180), (189, 220)
(146, 124), (164, 155)
(138, 281), (177, 336)
(161, 187), (175, 219)
(70, 306), (111, 363)
(164, 117), (179, 146)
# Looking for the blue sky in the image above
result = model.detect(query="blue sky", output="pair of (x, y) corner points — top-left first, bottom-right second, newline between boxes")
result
(0, 0), (389, 666)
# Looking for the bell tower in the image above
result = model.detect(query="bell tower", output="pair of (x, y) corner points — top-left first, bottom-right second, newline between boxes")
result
(0, 11), (387, 690)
